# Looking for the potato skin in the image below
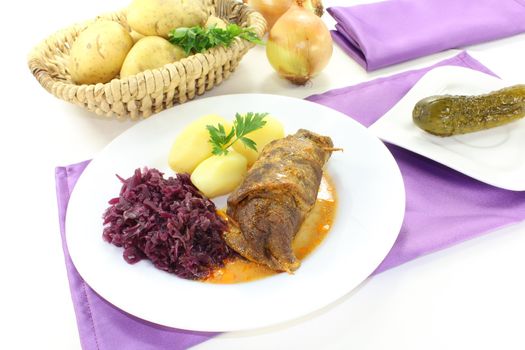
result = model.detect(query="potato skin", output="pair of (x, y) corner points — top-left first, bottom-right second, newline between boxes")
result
(129, 30), (145, 43)
(127, 0), (209, 38)
(191, 151), (248, 198)
(168, 114), (233, 174)
(69, 20), (133, 84)
(120, 36), (187, 78)
(205, 15), (227, 29)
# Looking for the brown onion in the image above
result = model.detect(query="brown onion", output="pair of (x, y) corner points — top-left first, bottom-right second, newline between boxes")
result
(244, 0), (323, 30)
(265, 1), (332, 85)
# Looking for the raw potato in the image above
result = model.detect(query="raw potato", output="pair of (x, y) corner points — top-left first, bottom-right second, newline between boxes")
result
(206, 15), (228, 29)
(233, 116), (285, 165)
(191, 151), (248, 198)
(129, 30), (145, 43)
(169, 114), (233, 174)
(127, 0), (209, 38)
(69, 20), (133, 84)
(120, 36), (187, 78)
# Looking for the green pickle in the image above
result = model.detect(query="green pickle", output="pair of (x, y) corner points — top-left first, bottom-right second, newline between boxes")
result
(412, 84), (525, 136)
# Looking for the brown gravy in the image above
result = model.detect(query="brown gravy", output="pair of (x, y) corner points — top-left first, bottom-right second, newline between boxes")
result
(206, 174), (337, 284)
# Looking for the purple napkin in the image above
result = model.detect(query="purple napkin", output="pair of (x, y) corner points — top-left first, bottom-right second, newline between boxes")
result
(328, 0), (525, 71)
(56, 52), (525, 349)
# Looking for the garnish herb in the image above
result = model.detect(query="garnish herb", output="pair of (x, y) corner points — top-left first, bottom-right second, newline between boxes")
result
(207, 112), (268, 156)
(168, 24), (264, 55)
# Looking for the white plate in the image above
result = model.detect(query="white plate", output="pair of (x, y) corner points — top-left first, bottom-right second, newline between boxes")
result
(66, 94), (405, 332)
(370, 66), (525, 191)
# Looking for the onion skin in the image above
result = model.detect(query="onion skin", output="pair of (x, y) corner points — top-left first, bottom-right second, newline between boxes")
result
(244, 0), (294, 30)
(244, 0), (323, 30)
(298, 0), (324, 17)
(266, 3), (332, 85)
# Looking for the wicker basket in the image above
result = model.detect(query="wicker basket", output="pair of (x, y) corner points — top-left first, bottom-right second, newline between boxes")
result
(28, 0), (266, 119)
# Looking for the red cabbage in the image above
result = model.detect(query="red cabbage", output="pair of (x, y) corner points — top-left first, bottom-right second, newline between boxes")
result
(102, 168), (233, 280)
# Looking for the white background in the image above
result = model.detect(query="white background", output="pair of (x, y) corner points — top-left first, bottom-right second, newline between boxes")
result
(1, 0), (524, 349)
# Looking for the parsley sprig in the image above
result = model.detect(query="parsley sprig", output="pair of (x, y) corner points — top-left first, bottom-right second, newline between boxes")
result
(207, 112), (268, 156)
(168, 24), (264, 55)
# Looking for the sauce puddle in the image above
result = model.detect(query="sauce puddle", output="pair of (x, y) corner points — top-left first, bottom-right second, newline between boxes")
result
(206, 174), (337, 284)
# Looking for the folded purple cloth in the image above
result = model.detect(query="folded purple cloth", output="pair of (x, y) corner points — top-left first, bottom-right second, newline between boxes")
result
(328, 0), (525, 71)
(56, 52), (525, 349)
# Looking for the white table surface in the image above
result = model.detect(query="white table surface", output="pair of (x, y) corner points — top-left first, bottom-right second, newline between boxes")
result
(2, 0), (525, 349)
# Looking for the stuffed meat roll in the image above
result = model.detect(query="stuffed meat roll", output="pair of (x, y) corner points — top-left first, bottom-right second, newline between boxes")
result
(225, 129), (334, 272)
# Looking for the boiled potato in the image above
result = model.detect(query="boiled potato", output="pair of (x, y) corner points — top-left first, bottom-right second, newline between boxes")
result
(206, 15), (228, 29)
(127, 0), (208, 38)
(233, 116), (285, 165)
(120, 36), (187, 78)
(169, 115), (232, 174)
(69, 20), (133, 84)
(191, 151), (248, 198)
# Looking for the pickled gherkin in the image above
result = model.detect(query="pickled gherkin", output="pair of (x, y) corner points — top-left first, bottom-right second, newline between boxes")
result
(412, 84), (525, 136)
